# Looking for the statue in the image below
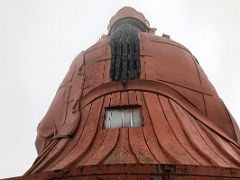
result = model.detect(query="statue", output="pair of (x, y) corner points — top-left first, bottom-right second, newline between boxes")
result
(23, 7), (240, 179)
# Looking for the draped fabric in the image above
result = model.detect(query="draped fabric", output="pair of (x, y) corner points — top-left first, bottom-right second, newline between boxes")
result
(27, 26), (240, 175)
(26, 90), (240, 174)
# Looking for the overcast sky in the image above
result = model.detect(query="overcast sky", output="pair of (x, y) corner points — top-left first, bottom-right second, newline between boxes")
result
(0, 0), (240, 178)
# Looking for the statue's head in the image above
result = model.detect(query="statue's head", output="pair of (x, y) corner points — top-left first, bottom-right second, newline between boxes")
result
(108, 7), (150, 34)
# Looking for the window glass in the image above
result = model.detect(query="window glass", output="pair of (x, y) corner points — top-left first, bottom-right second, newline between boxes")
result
(104, 106), (142, 129)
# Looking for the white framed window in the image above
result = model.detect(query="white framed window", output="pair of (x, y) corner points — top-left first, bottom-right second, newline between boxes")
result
(104, 106), (142, 129)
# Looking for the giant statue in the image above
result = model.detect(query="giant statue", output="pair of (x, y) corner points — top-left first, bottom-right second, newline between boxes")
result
(21, 7), (240, 179)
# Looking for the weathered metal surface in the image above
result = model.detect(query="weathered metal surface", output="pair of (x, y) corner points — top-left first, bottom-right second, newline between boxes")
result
(110, 23), (141, 81)
(107, 7), (150, 32)
(11, 6), (240, 179)
(7, 164), (240, 179)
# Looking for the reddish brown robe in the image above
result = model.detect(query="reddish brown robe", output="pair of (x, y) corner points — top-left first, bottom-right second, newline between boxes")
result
(26, 31), (240, 174)
(22, 7), (240, 179)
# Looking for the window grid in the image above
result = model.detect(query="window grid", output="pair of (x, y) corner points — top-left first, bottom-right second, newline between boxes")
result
(104, 106), (142, 129)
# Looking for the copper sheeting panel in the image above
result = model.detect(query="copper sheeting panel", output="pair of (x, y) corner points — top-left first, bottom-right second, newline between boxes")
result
(7, 165), (240, 179)
(27, 88), (240, 173)
(20, 7), (240, 179)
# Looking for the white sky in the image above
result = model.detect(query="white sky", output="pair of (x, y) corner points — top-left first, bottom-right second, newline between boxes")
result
(0, 0), (240, 178)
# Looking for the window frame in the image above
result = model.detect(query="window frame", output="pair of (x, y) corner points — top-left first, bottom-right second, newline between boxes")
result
(103, 105), (143, 129)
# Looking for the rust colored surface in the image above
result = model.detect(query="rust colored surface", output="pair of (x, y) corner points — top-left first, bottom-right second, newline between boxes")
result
(7, 164), (240, 179)
(107, 6), (150, 31)
(10, 6), (240, 179)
